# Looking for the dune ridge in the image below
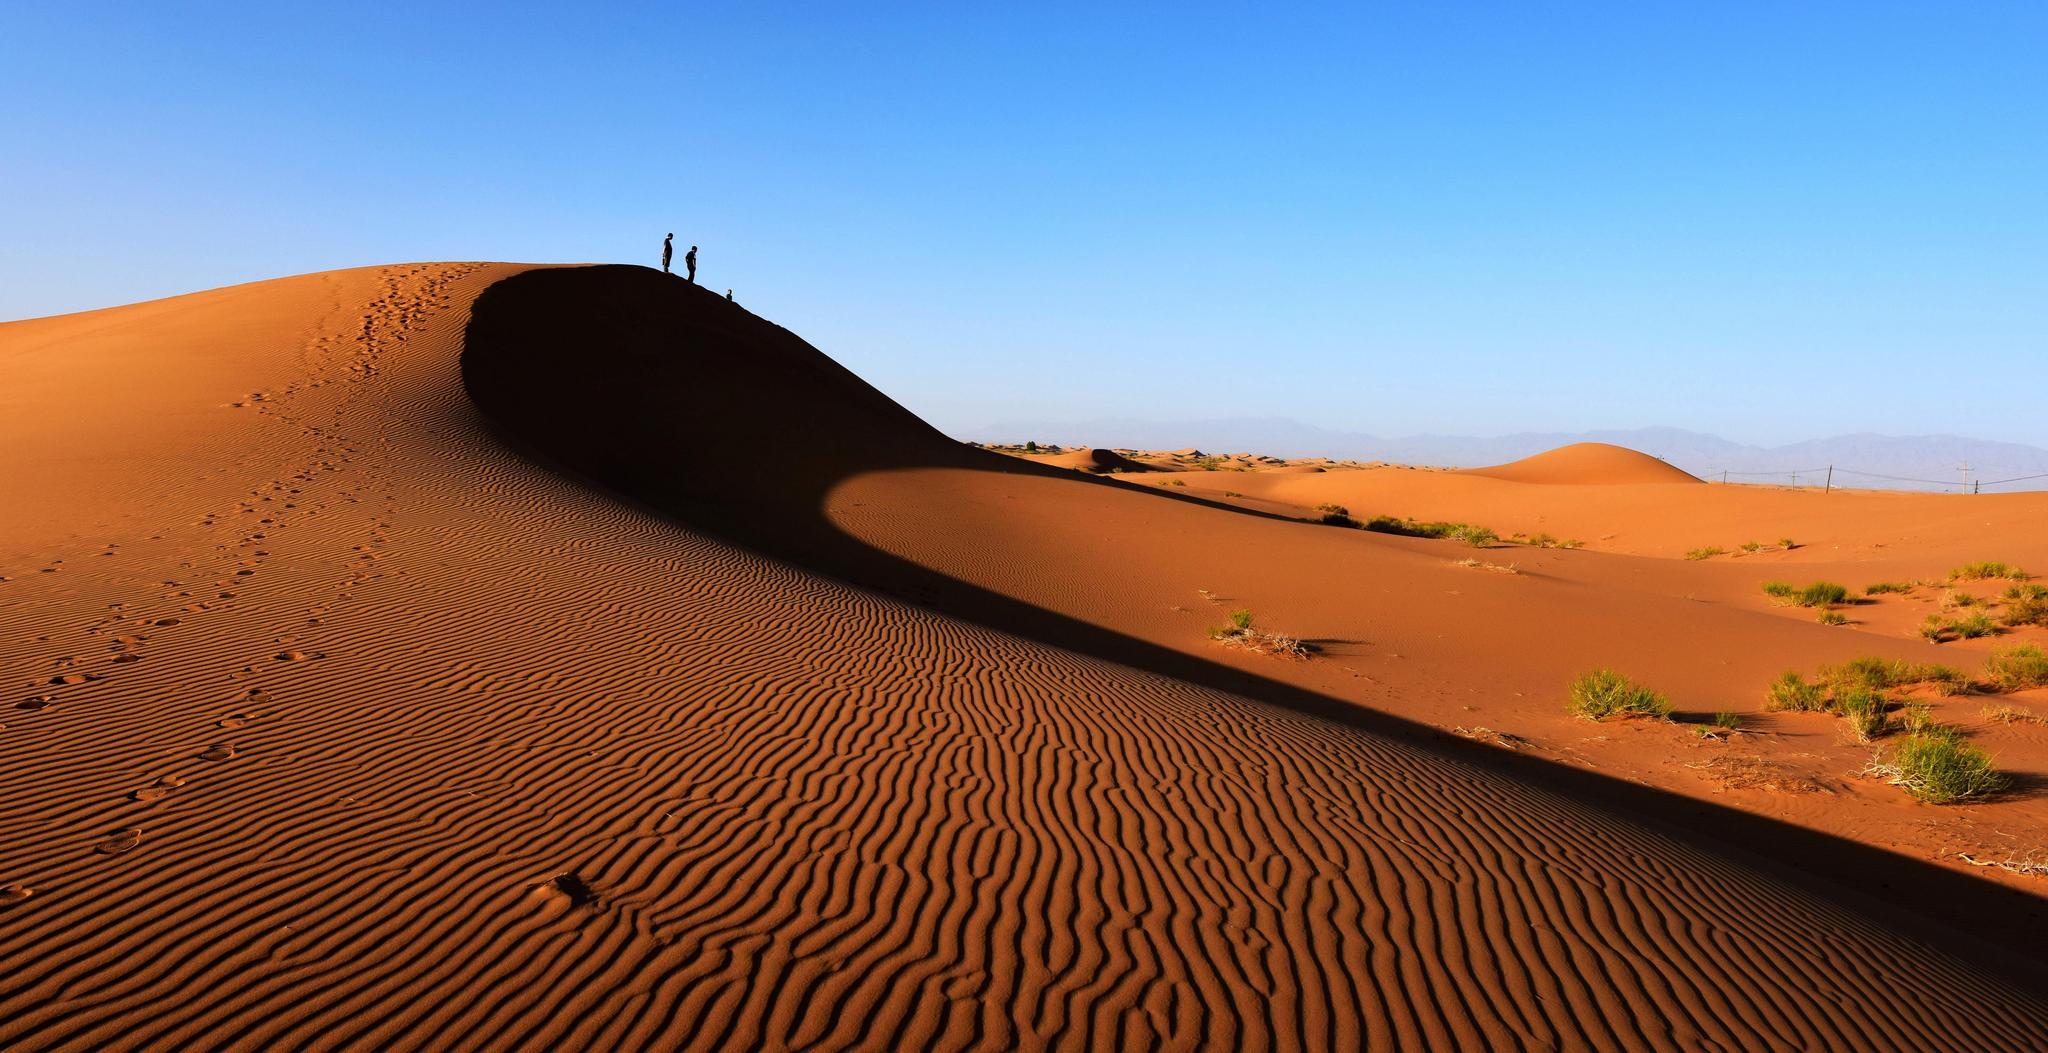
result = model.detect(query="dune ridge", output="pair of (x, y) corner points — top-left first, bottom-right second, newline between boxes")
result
(0, 264), (2042, 1050)
(1463, 442), (1705, 485)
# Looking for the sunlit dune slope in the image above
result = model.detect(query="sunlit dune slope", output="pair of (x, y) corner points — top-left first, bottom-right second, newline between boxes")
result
(1463, 441), (1705, 485)
(0, 263), (2042, 1051)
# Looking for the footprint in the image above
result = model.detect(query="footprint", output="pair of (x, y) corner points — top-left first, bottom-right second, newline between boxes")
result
(131, 786), (172, 802)
(275, 651), (321, 662)
(199, 744), (236, 762)
(0, 884), (31, 905)
(112, 654), (141, 664)
(154, 618), (181, 627)
(49, 674), (101, 686)
(17, 697), (50, 711)
(95, 829), (142, 855)
(218, 714), (252, 729)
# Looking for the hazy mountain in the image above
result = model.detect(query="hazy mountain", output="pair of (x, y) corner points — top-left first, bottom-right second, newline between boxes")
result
(968, 418), (2048, 492)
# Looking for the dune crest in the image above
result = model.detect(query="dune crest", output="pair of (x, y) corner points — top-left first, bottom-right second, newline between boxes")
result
(0, 265), (2042, 1050)
(1464, 441), (1705, 485)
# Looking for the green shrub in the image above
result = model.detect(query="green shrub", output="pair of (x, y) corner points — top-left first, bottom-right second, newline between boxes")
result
(1739, 541), (1764, 553)
(1796, 582), (1850, 608)
(1456, 525), (1498, 548)
(1567, 670), (1673, 721)
(1877, 728), (2005, 804)
(1864, 581), (1913, 595)
(1712, 711), (1743, 731)
(2001, 584), (2048, 627)
(1837, 686), (1890, 743)
(1952, 613), (1998, 639)
(1208, 608), (1255, 639)
(1779, 538), (1798, 550)
(1817, 609), (1848, 626)
(1314, 503), (1358, 528)
(1023, 440), (1038, 453)
(1685, 546), (1724, 561)
(1520, 532), (1560, 548)
(1766, 671), (1828, 712)
(1985, 643), (2048, 692)
(1942, 589), (1979, 609)
(1920, 614), (1953, 643)
(1950, 561), (2028, 582)
(1558, 538), (1585, 549)
(1761, 581), (1796, 599)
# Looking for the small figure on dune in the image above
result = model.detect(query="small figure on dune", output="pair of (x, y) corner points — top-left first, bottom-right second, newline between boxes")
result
(726, 289), (733, 302)
(685, 245), (698, 284)
(661, 233), (674, 275)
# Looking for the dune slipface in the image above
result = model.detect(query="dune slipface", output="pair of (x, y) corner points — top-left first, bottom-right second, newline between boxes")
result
(1, 264), (2044, 1051)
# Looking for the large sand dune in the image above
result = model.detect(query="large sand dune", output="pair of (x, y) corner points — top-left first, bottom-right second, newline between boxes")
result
(3, 264), (2045, 1050)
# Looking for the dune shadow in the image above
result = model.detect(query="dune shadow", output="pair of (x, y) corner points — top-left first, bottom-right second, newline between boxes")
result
(461, 264), (2048, 993)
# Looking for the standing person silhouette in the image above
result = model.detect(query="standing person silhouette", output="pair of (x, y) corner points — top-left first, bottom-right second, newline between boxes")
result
(685, 245), (698, 284)
(661, 233), (674, 274)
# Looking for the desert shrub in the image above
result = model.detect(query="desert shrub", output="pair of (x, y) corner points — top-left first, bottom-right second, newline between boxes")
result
(1873, 727), (2005, 804)
(1941, 589), (1979, 609)
(1920, 614), (1953, 643)
(1739, 541), (1764, 553)
(1864, 581), (1913, 595)
(1985, 643), (2048, 692)
(1779, 538), (1798, 550)
(1766, 671), (1828, 712)
(1898, 702), (1937, 735)
(1455, 525), (1498, 548)
(1208, 609), (1312, 659)
(1952, 613), (1998, 639)
(1685, 546), (1724, 561)
(2001, 584), (2048, 627)
(1761, 581), (1796, 599)
(1821, 657), (1967, 696)
(1223, 490), (1245, 498)
(1314, 503), (1359, 528)
(1951, 561), (2028, 581)
(1712, 711), (1743, 731)
(1557, 539), (1585, 549)
(1836, 685), (1890, 742)
(1817, 610), (1848, 626)
(1567, 670), (1673, 721)
(1023, 440), (1038, 453)
(1520, 532), (1560, 548)
(1796, 582), (1850, 608)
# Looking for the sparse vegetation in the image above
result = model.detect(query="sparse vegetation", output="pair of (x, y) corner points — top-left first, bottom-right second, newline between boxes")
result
(1712, 711), (1743, 731)
(1864, 581), (1913, 595)
(1836, 685), (1890, 742)
(1685, 546), (1725, 561)
(1820, 656), (1968, 696)
(1982, 703), (2042, 725)
(1985, 643), (2048, 692)
(2001, 584), (2048, 627)
(1456, 525), (1498, 548)
(1779, 538), (1798, 550)
(1739, 540), (1764, 553)
(1314, 503), (1358, 527)
(1567, 670), (1673, 721)
(1207, 608), (1312, 659)
(1557, 539), (1585, 549)
(1452, 558), (1520, 574)
(1796, 582), (1850, 608)
(1817, 609), (1848, 626)
(1868, 727), (2006, 804)
(1765, 671), (1828, 712)
(1363, 515), (1501, 544)
(1023, 440), (1038, 454)
(1222, 490), (1245, 498)
(1922, 612), (1998, 643)
(1761, 581), (1796, 599)
(1941, 588), (1979, 609)
(1950, 561), (2028, 582)
(1518, 532), (1560, 548)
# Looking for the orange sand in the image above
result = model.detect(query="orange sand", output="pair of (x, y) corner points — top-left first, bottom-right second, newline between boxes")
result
(1, 264), (2044, 1050)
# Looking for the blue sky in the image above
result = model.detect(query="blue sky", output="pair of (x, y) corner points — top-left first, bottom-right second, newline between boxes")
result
(4, 3), (2043, 445)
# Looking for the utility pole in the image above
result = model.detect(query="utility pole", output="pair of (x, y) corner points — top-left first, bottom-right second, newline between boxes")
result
(1722, 469), (1728, 485)
(1960, 460), (1971, 494)
(1825, 465), (1833, 495)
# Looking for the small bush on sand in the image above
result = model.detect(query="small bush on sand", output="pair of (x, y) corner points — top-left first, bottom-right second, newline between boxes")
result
(1951, 561), (2028, 582)
(1796, 582), (1850, 608)
(1766, 671), (1828, 712)
(1821, 656), (1968, 696)
(1779, 538), (1798, 550)
(2001, 584), (2048, 627)
(1739, 541), (1765, 553)
(1952, 613), (1998, 639)
(1208, 609), (1312, 659)
(1557, 539), (1585, 549)
(1817, 609), (1848, 626)
(1985, 643), (2048, 692)
(1685, 546), (1724, 561)
(1864, 581), (1913, 595)
(1761, 581), (1796, 600)
(1869, 727), (2005, 804)
(1836, 685), (1890, 742)
(1568, 670), (1672, 721)
(1519, 532), (1560, 548)
(1941, 588), (1979, 610)
(1712, 711), (1743, 731)
(1455, 525), (1498, 548)
(1920, 614), (1953, 643)
(1314, 503), (1358, 528)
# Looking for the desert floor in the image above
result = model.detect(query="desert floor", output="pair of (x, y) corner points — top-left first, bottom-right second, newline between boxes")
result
(2, 263), (2044, 1051)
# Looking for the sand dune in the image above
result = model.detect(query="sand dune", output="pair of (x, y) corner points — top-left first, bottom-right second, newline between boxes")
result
(2, 264), (2045, 1051)
(1463, 441), (1705, 485)
(1027, 447), (1162, 475)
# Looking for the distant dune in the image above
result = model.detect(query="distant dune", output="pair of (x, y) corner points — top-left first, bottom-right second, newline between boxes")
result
(3, 264), (2046, 1051)
(1462, 441), (1705, 485)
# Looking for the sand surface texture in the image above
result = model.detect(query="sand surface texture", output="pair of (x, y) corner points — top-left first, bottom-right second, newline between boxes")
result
(2, 264), (2045, 1051)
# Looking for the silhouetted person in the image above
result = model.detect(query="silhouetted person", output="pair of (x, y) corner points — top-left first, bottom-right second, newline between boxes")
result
(661, 233), (674, 274)
(685, 245), (698, 283)
(726, 289), (733, 301)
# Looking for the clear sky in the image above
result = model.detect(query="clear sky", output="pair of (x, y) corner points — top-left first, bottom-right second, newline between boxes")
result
(5, 3), (2043, 446)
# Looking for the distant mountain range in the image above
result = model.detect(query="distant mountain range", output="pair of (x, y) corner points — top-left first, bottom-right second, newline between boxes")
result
(968, 419), (2048, 492)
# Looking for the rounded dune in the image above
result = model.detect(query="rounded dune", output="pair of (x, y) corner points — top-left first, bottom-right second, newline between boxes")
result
(0, 264), (2042, 1050)
(1034, 447), (1161, 474)
(1463, 441), (1705, 485)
